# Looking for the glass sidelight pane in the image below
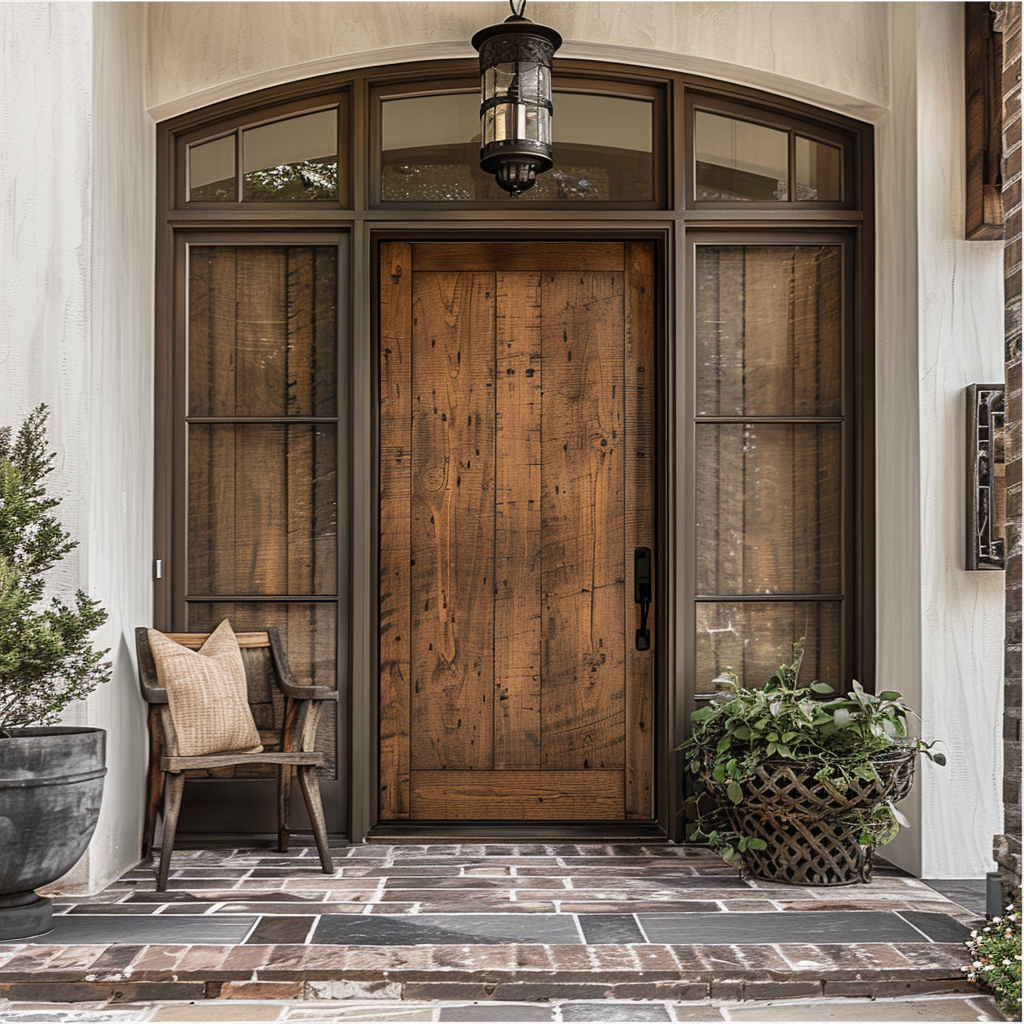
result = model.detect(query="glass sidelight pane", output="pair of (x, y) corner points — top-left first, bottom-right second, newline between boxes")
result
(242, 109), (339, 200)
(695, 423), (842, 595)
(186, 601), (338, 776)
(381, 90), (654, 202)
(796, 136), (842, 201)
(189, 136), (236, 202)
(695, 601), (841, 693)
(695, 111), (788, 201)
(188, 424), (337, 596)
(188, 247), (337, 417)
(695, 246), (842, 417)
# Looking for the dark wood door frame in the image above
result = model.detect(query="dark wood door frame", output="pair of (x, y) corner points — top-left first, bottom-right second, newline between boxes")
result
(359, 225), (675, 841)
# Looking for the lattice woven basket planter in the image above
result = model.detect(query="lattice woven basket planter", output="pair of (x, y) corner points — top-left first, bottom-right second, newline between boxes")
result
(703, 748), (918, 886)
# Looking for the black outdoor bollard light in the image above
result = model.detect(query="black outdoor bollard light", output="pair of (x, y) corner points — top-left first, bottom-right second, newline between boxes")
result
(472, 0), (562, 197)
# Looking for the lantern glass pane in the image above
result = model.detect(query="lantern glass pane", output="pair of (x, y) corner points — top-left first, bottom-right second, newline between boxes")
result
(517, 64), (543, 103)
(493, 64), (517, 99)
(525, 106), (542, 142)
(381, 90), (654, 202)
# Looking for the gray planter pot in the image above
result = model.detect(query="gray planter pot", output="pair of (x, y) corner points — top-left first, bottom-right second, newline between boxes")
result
(0, 727), (107, 939)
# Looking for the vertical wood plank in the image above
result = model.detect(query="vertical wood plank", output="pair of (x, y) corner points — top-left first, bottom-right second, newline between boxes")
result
(287, 247), (315, 415)
(624, 241), (655, 818)
(234, 426), (288, 593)
(313, 248), (338, 417)
(494, 272), (543, 768)
(742, 250), (794, 593)
(287, 422), (315, 595)
(410, 272), (496, 770)
(540, 267), (625, 771)
(236, 248), (287, 415)
(379, 241), (413, 819)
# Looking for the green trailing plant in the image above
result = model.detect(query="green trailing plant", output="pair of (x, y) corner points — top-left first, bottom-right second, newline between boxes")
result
(679, 640), (945, 866)
(0, 405), (110, 736)
(962, 903), (1022, 1018)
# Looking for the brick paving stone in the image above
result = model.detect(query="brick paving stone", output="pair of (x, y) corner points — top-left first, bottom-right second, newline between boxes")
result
(724, 995), (1006, 1021)
(561, 1004), (672, 1022)
(775, 942), (916, 973)
(150, 1005), (282, 1021)
(286, 1003), (436, 1020)
(246, 918), (317, 945)
(874, 943), (968, 970)
(439, 1004), (553, 1021)
(247, 944), (310, 976)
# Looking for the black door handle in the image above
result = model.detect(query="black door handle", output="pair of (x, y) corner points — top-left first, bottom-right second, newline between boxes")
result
(634, 547), (652, 651)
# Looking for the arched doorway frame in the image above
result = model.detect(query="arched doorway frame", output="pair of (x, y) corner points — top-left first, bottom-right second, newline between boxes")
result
(153, 57), (873, 842)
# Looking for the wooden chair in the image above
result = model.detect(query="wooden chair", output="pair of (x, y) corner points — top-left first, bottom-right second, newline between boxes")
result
(135, 627), (337, 890)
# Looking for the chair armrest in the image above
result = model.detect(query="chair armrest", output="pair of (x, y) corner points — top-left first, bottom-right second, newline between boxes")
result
(267, 629), (338, 702)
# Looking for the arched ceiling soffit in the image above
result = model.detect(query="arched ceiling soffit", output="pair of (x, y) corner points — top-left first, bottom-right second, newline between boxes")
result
(145, 2), (890, 124)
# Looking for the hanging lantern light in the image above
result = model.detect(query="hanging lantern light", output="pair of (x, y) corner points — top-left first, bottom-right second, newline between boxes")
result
(472, 0), (562, 197)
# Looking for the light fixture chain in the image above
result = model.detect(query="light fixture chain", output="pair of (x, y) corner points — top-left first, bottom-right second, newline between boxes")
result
(508, 0), (528, 19)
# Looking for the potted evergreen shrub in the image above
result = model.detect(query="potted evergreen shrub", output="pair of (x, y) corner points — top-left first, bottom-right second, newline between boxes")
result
(681, 640), (945, 886)
(0, 406), (111, 939)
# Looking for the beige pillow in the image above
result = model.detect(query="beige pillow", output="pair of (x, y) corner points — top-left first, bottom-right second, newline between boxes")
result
(148, 619), (263, 757)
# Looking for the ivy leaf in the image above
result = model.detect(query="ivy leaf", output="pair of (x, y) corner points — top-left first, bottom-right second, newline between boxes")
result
(726, 780), (743, 805)
(811, 682), (834, 694)
(878, 690), (902, 700)
(745, 838), (768, 851)
(887, 800), (910, 828)
(833, 708), (854, 728)
(712, 763), (726, 782)
(931, 751), (947, 766)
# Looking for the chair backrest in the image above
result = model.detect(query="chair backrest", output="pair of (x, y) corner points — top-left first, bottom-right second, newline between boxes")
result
(134, 628), (286, 737)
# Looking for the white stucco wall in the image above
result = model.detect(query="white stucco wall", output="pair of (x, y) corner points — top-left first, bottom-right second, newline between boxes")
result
(0, 1), (154, 891)
(910, 2), (1004, 878)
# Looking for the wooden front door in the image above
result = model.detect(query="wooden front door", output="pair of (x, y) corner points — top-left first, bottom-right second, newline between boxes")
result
(379, 241), (655, 821)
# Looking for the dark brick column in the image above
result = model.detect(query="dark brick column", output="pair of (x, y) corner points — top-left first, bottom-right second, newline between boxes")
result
(993, 0), (1021, 907)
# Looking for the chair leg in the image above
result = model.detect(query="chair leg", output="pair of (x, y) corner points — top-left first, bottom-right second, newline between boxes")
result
(156, 771), (186, 891)
(142, 707), (164, 861)
(296, 766), (334, 875)
(277, 765), (292, 853)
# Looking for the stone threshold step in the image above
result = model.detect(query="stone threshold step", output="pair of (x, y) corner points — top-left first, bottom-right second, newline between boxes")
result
(0, 941), (971, 1005)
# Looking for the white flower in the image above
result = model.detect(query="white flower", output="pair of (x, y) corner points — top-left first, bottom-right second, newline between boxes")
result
(973, 961), (983, 968)
(1002, 958), (1012, 965)
(993, 916), (1002, 924)
(970, 929), (978, 938)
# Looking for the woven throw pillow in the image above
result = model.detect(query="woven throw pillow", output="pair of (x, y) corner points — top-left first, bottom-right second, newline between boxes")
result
(147, 619), (263, 757)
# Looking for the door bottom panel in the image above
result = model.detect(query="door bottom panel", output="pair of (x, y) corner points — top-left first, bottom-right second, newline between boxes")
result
(410, 770), (624, 820)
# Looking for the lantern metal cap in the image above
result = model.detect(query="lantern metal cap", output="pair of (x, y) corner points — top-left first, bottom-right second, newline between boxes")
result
(471, 15), (562, 54)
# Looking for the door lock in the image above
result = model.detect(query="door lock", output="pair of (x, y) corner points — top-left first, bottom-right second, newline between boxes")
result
(634, 546), (652, 651)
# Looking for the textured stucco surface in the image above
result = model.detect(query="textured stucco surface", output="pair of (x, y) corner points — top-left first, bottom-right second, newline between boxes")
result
(911, 3), (1005, 878)
(0, 1), (154, 891)
(145, 1), (891, 122)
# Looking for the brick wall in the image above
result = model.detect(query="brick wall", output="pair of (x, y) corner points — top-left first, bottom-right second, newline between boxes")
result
(993, 0), (1022, 907)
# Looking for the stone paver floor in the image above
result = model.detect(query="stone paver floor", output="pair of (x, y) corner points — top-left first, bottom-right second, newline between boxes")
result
(0, 994), (1009, 1022)
(0, 843), (992, 1014)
